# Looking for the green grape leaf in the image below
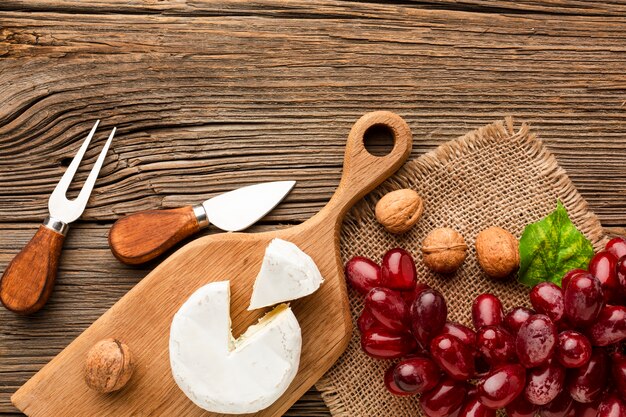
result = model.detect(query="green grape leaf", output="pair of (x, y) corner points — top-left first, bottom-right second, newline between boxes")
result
(518, 201), (594, 287)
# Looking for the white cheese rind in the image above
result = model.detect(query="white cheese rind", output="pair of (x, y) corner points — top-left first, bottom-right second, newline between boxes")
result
(249, 238), (324, 310)
(169, 281), (302, 414)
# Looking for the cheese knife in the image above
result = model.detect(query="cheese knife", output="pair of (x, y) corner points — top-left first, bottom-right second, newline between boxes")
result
(108, 181), (296, 265)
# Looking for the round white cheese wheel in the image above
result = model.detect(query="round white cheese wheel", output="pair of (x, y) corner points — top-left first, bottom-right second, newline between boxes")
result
(169, 281), (301, 414)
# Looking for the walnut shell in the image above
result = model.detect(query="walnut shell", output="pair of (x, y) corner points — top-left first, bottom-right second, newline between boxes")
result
(84, 338), (134, 393)
(422, 228), (468, 274)
(475, 226), (520, 279)
(375, 189), (424, 234)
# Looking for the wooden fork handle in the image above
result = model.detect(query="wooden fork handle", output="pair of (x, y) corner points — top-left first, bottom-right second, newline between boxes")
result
(0, 225), (65, 314)
(108, 206), (203, 265)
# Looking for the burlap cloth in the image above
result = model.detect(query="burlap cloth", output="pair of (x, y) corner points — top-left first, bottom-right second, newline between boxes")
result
(315, 118), (607, 417)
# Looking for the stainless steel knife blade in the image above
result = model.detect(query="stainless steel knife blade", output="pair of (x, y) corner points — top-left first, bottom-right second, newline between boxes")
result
(201, 180), (296, 231)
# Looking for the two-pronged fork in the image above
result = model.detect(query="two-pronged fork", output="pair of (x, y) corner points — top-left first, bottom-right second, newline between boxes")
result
(0, 121), (115, 314)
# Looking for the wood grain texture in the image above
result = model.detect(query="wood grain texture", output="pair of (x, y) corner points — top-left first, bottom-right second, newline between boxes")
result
(11, 111), (413, 416)
(0, 2), (626, 227)
(4, 0), (626, 16)
(0, 226), (65, 314)
(1, 0), (626, 415)
(109, 205), (200, 265)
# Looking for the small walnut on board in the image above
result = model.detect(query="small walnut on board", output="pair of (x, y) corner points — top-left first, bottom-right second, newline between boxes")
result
(421, 228), (468, 274)
(475, 226), (520, 279)
(375, 189), (424, 234)
(84, 338), (134, 393)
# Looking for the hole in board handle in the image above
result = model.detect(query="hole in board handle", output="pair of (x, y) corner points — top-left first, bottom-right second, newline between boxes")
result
(363, 124), (395, 157)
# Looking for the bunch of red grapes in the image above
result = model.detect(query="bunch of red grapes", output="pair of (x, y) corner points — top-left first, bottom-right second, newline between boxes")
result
(345, 238), (626, 417)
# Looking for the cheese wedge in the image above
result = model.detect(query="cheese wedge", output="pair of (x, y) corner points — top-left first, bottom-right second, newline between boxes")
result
(249, 238), (324, 310)
(169, 281), (301, 414)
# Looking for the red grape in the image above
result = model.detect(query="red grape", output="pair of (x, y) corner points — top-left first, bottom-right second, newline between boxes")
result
(588, 251), (620, 304)
(587, 305), (626, 346)
(476, 325), (517, 366)
(539, 388), (574, 417)
(419, 376), (468, 417)
(611, 351), (626, 399)
(430, 334), (475, 381)
(561, 269), (587, 291)
(563, 273), (604, 328)
(354, 245), (626, 410)
(381, 248), (416, 291)
(524, 360), (566, 405)
(393, 356), (441, 394)
(360, 329), (417, 359)
(345, 256), (381, 294)
(530, 282), (565, 323)
(605, 237), (626, 259)
(449, 406), (463, 417)
(506, 394), (539, 417)
(365, 287), (409, 332)
(441, 322), (477, 348)
(410, 288), (448, 348)
(401, 282), (430, 304)
(476, 364), (526, 409)
(458, 395), (496, 417)
(568, 348), (608, 403)
(357, 307), (380, 333)
(573, 401), (600, 417)
(472, 294), (504, 329)
(617, 256), (626, 298)
(384, 364), (412, 396)
(504, 307), (535, 335)
(516, 314), (557, 368)
(555, 330), (592, 368)
(598, 391), (626, 417)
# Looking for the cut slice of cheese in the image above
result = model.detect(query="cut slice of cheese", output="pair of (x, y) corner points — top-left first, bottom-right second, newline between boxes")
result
(248, 238), (324, 310)
(169, 281), (301, 414)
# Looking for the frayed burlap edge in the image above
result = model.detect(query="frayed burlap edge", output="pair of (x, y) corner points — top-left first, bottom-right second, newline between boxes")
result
(316, 117), (606, 416)
(315, 383), (350, 417)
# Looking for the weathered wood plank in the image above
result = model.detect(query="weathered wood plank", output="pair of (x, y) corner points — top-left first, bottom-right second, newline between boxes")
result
(1, 0), (626, 415)
(1, 6), (626, 226)
(3, 0), (626, 17)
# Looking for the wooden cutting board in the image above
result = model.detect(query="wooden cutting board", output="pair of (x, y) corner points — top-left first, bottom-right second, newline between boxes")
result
(12, 111), (413, 417)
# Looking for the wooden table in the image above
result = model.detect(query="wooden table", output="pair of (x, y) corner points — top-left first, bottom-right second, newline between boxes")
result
(1, 1), (625, 415)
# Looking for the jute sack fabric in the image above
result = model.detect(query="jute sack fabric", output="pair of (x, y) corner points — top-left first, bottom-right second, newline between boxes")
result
(316, 118), (607, 417)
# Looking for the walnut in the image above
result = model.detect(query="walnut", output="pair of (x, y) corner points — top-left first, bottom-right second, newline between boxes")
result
(375, 189), (424, 234)
(475, 226), (520, 279)
(421, 228), (468, 274)
(84, 338), (134, 393)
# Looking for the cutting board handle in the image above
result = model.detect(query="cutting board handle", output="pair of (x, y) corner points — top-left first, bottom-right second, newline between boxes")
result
(326, 111), (413, 218)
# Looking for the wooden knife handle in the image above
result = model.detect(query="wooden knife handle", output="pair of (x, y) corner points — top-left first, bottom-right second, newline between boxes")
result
(108, 206), (202, 265)
(0, 225), (65, 314)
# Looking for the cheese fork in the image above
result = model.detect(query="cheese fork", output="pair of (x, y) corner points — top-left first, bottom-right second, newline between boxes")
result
(0, 120), (115, 314)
